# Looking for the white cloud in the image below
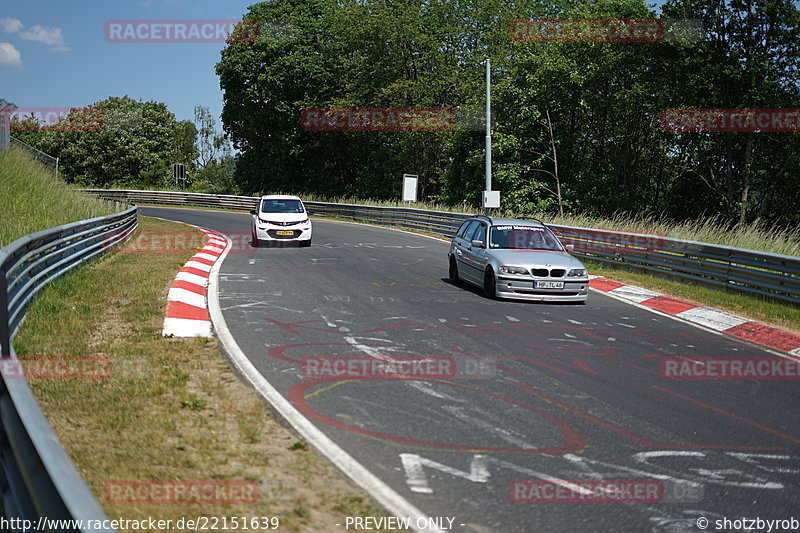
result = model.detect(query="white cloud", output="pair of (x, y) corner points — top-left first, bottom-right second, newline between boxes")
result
(0, 42), (23, 67)
(0, 18), (23, 34)
(19, 25), (70, 51)
(0, 17), (70, 52)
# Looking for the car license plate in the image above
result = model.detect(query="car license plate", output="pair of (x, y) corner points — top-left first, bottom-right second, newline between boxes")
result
(276, 230), (294, 236)
(535, 281), (564, 289)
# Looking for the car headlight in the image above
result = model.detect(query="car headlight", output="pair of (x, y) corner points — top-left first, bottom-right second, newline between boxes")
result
(567, 268), (587, 277)
(499, 266), (529, 275)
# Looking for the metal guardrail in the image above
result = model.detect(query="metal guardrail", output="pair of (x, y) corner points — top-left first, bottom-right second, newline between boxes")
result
(9, 137), (59, 180)
(80, 189), (800, 306)
(0, 206), (137, 531)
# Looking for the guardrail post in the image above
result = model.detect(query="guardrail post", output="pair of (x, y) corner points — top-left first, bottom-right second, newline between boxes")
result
(0, 263), (9, 358)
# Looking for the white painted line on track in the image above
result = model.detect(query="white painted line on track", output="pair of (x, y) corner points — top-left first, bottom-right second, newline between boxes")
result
(207, 232), (445, 533)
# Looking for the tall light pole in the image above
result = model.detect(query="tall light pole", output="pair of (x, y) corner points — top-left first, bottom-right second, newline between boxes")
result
(484, 58), (492, 215)
(482, 59), (499, 215)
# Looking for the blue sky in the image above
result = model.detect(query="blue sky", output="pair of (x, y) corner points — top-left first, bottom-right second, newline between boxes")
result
(1, 0), (256, 126)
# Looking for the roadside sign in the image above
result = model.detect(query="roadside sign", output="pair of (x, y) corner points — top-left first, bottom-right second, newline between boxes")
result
(402, 174), (418, 202)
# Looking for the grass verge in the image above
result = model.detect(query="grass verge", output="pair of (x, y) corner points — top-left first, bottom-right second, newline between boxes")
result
(13, 216), (399, 533)
(0, 146), (121, 246)
(584, 260), (800, 336)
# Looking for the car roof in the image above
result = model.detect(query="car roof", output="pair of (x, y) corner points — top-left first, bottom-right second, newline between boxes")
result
(468, 215), (546, 228)
(259, 194), (303, 200)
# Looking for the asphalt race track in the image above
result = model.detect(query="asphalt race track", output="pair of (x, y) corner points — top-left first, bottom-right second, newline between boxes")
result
(143, 206), (800, 533)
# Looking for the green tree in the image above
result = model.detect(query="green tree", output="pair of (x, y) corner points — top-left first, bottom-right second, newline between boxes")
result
(14, 96), (198, 188)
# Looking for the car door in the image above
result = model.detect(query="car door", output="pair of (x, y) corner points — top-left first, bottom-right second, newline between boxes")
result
(453, 220), (478, 281)
(461, 222), (489, 284)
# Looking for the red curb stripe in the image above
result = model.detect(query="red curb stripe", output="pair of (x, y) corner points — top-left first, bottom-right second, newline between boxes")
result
(641, 295), (697, 315)
(589, 278), (625, 292)
(724, 322), (800, 353)
(190, 255), (216, 267)
(171, 280), (207, 296)
(180, 266), (210, 278)
(165, 301), (210, 321)
(200, 246), (223, 255)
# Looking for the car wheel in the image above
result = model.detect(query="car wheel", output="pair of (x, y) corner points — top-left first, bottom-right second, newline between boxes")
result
(251, 228), (260, 247)
(449, 256), (460, 283)
(483, 267), (497, 299)
(300, 239), (312, 247)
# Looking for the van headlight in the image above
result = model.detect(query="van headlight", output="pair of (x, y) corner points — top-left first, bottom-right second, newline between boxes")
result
(567, 268), (587, 277)
(499, 266), (529, 275)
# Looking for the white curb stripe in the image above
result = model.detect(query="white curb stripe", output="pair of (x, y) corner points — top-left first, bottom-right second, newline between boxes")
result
(162, 317), (212, 337)
(608, 285), (662, 304)
(167, 287), (207, 309)
(174, 271), (209, 287)
(676, 307), (750, 332)
(183, 260), (213, 272)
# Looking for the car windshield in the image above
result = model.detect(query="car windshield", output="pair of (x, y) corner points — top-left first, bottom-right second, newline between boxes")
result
(260, 199), (304, 213)
(489, 225), (563, 251)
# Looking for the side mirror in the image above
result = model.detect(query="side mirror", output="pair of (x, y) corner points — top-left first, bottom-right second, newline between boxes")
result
(471, 239), (485, 248)
(249, 210), (257, 215)
(565, 244), (575, 253)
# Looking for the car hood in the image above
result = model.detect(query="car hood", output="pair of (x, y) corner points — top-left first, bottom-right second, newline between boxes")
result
(487, 249), (584, 269)
(256, 212), (308, 222)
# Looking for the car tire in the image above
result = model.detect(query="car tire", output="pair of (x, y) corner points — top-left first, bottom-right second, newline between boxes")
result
(300, 239), (312, 247)
(483, 267), (497, 299)
(252, 228), (260, 248)
(449, 256), (460, 283)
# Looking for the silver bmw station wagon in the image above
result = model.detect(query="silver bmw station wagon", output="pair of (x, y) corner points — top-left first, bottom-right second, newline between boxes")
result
(448, 216), (589, 303)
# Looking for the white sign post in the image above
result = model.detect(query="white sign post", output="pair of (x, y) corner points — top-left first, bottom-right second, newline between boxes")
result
(483, 190), (500, 209)
(0, 99), (16, 150)
(402, 174), (418, 203)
